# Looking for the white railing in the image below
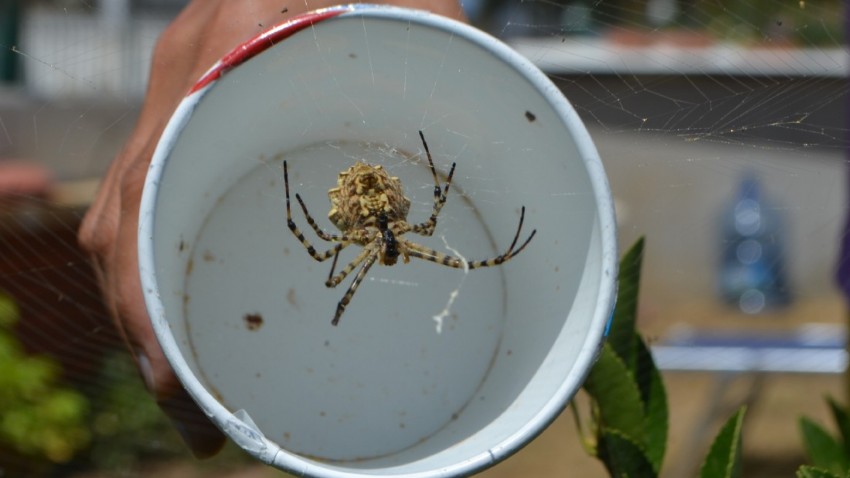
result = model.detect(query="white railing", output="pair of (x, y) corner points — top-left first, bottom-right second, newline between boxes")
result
(20, 8), (171, 100)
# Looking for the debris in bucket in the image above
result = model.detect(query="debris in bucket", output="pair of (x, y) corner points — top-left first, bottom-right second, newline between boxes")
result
(433, 288), (459, 334)
(432, 234), (469, 334)
(243, 313), (264, 331)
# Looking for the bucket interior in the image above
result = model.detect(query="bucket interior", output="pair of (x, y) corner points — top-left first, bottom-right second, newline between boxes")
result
(144, 10), (613, 473)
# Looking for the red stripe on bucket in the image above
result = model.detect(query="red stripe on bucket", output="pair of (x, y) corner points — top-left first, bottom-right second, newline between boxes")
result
(188, 8), (346, 95)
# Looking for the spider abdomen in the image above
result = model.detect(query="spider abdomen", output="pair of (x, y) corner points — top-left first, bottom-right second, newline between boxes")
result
(327, 161), (411, 231)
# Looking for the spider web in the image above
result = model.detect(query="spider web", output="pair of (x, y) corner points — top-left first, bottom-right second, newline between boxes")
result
(0, 0), (846, 476)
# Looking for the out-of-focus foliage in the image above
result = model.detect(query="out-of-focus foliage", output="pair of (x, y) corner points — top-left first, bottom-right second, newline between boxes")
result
(0, 293), (90, 468)
(477, 0), (843, 45)
(0, 291), (252, 475)
(798, 398), (850, 478)
(84, 352), (189, 471)
(84, 351), (256, 475)
(698, 0), (843, 46)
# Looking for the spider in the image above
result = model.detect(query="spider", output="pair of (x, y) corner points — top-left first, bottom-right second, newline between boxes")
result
(283, 131), (536, 326)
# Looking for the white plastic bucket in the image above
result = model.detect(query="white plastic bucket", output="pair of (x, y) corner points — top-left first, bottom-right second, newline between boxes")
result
(139, 5), (617, 477)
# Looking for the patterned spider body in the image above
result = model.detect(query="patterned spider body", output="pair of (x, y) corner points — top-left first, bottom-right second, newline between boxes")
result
(328, 162), (411, 231)
(327, 162), (412, 266)
(283, 131), (536, 325)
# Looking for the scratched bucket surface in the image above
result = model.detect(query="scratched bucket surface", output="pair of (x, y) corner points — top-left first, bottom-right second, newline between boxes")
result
(138, 5), (617, 477)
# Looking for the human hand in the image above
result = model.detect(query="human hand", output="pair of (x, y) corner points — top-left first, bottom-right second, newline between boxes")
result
(79, 0), (466, 458)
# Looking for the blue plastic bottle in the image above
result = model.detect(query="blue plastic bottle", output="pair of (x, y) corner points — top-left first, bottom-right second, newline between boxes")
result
(718, 174), (792, 314)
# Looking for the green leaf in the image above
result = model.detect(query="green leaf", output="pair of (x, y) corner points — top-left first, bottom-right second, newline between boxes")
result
(583, 344), (647, 445)
(800, 416), (849, 474)
(0, 293), (18, 329)
(700, 406), (747, 478)
(597, 428), (657, 478)
(825, 397), (850, 455)
(569, 398), (597, 456)
(634, 334), (668, 471)
(796, 465), (843, 478)
(607, 237), (645, 370)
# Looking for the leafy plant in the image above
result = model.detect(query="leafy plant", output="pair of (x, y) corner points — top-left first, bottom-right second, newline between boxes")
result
(573, 238), (747, 477)
(0, 292), (90, 472)
(83, 351), (256, 474)
(700, 407), (746, 478)
(798, 466), (850, 478)
(84, 351), (189, 471)
(699, 0), (844, 46)
(797, 397), (850, 478)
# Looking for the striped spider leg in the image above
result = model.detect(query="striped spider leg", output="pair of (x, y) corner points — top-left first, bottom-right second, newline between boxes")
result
(404, 206), (536, 270)
(283, 160), (350, 286)
(410, 130), (456, 237)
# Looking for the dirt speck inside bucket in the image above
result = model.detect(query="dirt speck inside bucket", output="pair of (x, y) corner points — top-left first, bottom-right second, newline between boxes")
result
(243, 313), (264, 331)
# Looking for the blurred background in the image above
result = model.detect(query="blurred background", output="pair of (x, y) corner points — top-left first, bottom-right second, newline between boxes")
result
(0, 0), (845, 476)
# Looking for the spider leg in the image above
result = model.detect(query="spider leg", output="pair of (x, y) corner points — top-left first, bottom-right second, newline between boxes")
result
(295, 194), (344, 242)
(405, 206), (536, 269)
(505, 205), (529, 253)
(283, 161), (349, 261)
(411, 130), (456, 237)
(332, 249), (379, 326)
(325, 244), (375, 288)
(327, 249), (341, 283)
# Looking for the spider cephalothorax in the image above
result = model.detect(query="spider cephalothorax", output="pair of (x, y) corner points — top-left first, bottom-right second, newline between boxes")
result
(284, 131), (536, 326)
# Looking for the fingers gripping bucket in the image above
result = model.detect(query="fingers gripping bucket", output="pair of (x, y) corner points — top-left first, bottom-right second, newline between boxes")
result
(139, 5), (618, 477)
